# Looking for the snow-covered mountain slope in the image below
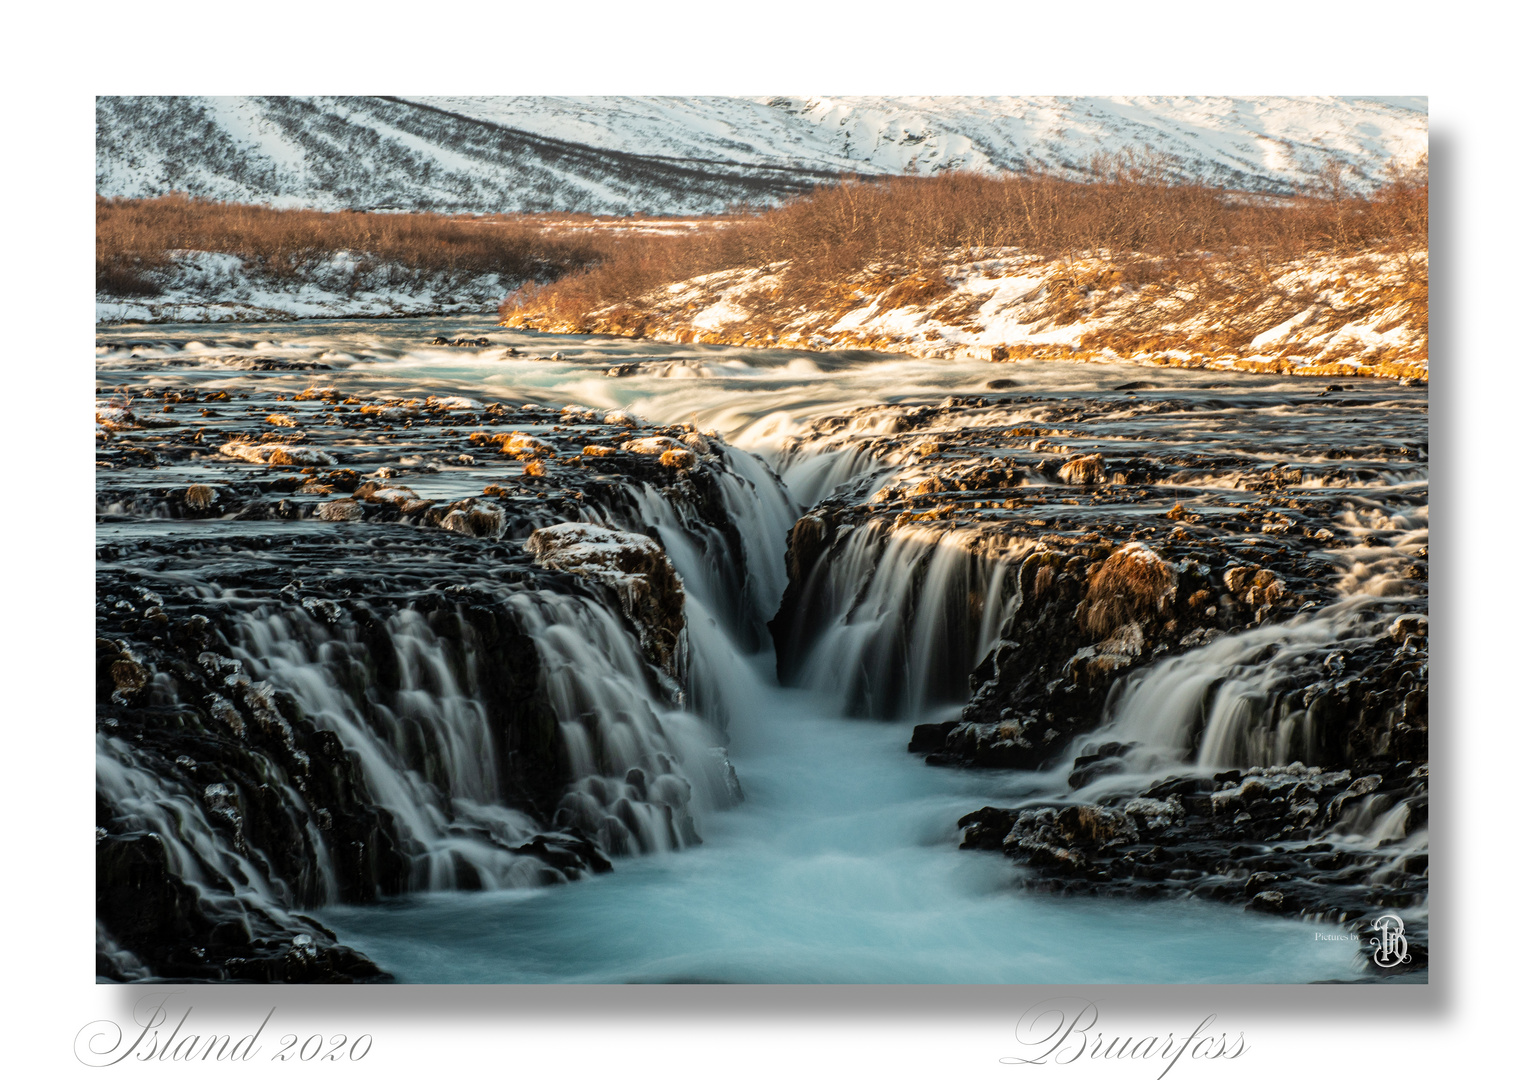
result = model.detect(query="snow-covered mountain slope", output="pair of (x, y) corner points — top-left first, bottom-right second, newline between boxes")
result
(420, 96), (1427, 190)
(98, 96), (1426, 215)
(95, 97), (835, 215)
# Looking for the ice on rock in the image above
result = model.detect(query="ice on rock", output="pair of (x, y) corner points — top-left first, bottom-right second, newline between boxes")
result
(620, 436), (687, 455)
(220, 441), (338, 466)
(525, 522), (686, 676)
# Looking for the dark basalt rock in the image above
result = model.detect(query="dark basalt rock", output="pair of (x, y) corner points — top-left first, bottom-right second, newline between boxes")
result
(95, 526), (641, 980)
(429, 336), (494, 348)
(96, 598), (412, 900)
(100, 571), (574, 979)
(96, 831), (389, 984)
(96, 381), (767, 981)
(775, 383), (1427, 965)
(964, 761), (1429, 974)
(770, 390), (1425, 766)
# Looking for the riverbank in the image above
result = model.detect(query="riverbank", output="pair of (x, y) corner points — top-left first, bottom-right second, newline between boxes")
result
(94, 197), (660, 325)
(96, 253), (518, 323)
(499, 166), (1428, 382)
(503, 248), (1428, 382)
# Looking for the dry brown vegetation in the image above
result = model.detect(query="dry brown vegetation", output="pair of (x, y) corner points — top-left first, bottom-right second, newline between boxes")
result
(501, 155), (1429, 334)
(1080, 543), (1178, 639)
(1071, 251), (1429, 362)
(97, 195), (627, 296)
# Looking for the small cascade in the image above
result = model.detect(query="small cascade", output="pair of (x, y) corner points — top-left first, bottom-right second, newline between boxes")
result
(97, 731), (300, 918)
(1096, 599), (1414, 774)
(780, 523), (1021, 719)
(218, 581), (745, 885)
(712, 445), (799, 628)
(615, 444), (797, 654)
(227, 602), (562, 891)
(550, 440), (801, 732)
(680, 588), (775, 734)
(777, 440), (894, 509)
(222, 437), (798, 887)
(1063, 596), (1429, 873)
(503, 588), (741, 855)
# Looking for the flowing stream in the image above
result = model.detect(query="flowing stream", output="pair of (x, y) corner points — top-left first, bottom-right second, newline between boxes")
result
(97, 315), (1423, 983)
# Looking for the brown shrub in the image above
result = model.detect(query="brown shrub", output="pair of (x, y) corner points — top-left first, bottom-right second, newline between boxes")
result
(1080, 542), (1178, 638)
(878, 266), (954, 310)
(96, 262), (163, 296)
(503, 154), (1428, 329)
(96, 194), (621, 293)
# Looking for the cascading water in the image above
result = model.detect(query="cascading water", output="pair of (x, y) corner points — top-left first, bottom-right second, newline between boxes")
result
(1076, 508), (1428, 783)
(621, 445), (798, 652)
(97, 731), (307, 919)
(1094, 601), (1398, 774)
(503, 588), (736, 854)
(95, 400), (796, 979)
(97, 315), (1426, 983)
(777, 522), (1025, 719)
(1047, 555), (1429, 905)
(224, 466), (779, 875)
(775, 439), (895, 509)
(228, 598), (579, 890)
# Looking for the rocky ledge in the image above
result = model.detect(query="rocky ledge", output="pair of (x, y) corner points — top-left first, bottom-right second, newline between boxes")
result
(959, 756), (1429, 973)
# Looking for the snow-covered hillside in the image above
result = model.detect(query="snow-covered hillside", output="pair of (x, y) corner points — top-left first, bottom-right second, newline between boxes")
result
(503, 249), (1429, 382)
(95, 253), (517, 324)
(97, 96), (1427, 215)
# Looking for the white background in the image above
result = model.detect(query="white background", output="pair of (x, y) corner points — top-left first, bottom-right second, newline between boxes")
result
(7, 2), (1515, 1075)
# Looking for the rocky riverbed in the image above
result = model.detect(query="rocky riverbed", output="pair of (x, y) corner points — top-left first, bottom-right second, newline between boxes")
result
(96, 319), (1426, 982)
(96, 357), (788, 980)
(770, 381), (1427, 971)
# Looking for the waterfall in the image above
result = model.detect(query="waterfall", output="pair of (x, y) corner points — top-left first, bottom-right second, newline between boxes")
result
(503, 588), (741, 854)
(96, 436), (799, 930)
(621, 441), (804, 639)
(781, 523), (1023, 719)
(225, 602), (553, 891)
(604, 443), (799, 727)
(712, 445), (799, 626)
(98, 732), (295, 915)
(1095, 599), (1415, 774)
(776, 440), (894, 509)
(97, 318), (1432, 983)
(215, 572), (752, 885)
(95, 729), (339, 957)
(1061, 595), (1428, 864)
